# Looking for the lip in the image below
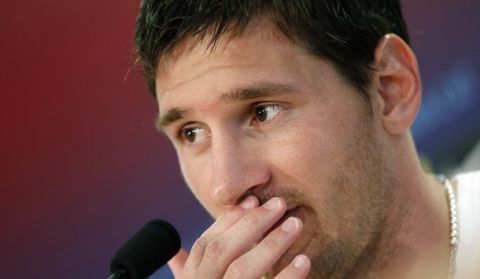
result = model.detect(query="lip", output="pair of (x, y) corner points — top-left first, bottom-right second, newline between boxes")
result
(264, 206), (303, 236)
(283, 206), (302, 221)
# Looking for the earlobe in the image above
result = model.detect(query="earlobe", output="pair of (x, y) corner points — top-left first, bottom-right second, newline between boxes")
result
(373, 34), (422, 136)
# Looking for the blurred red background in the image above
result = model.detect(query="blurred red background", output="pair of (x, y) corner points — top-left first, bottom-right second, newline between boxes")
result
(0, 1), (478, 278)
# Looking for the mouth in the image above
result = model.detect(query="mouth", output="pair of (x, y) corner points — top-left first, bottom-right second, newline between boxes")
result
(265, 206), (303, 236)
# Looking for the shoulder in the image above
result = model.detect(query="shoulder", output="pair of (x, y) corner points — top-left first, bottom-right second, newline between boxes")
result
(451, 170), (480, 205)
(454, 170), (480, 186)
(452, 169), (480, 222)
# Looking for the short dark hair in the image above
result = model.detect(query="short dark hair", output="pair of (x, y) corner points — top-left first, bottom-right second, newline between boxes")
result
(135, 0), (410, 99)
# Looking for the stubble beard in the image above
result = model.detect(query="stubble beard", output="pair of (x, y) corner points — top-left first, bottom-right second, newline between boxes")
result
(267, 149), (392, 279)
(305, 125), (393, 279)
(267, 121), (393, 279)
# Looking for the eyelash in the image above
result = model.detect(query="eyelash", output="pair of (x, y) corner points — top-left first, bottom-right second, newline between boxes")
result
(251, 103), (285, 124)
(175, 103), (286, 145)
(176, 125), (205, 144)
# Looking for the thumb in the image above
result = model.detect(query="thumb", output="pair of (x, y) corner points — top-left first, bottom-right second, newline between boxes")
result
(168, 248), (189, 278)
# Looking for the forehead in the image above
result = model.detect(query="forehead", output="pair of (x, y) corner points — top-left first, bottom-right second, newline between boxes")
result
(154, 19), (308, 97)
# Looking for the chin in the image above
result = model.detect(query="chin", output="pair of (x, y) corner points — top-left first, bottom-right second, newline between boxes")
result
(273, 208), (317, 276)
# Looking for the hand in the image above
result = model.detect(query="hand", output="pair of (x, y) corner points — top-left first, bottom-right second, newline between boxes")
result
(168, 196), (311, 279)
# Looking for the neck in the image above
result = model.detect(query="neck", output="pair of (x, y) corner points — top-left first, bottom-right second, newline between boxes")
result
(354, 135), (452, 279)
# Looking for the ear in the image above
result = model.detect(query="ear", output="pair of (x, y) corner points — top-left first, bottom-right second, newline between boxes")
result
(372, 34), (422, 136)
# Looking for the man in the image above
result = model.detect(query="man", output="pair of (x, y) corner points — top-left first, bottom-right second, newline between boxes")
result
(134, 1), (479, 278)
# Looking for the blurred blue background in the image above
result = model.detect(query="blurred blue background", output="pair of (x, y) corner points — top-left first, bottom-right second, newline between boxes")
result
(0, 0), (478, 278)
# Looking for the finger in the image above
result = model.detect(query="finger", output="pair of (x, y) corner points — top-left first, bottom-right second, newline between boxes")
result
(212, 195), (260, 235)
(185, 196), (259, 269)
(225, 217), (303, 278)
(168, 248), (189, 278)
(198, 197), (288, 276)
(274, 254), (311, 279)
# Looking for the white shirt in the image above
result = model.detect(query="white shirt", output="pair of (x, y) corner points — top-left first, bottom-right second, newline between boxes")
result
(453, 170), (480, 279)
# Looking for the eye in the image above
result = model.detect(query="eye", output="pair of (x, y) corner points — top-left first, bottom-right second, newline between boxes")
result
(253, 104), (285, 123)
(179, 126), (209, 144)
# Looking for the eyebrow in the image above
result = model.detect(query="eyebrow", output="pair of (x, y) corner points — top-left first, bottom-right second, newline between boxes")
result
(156, 82), (298, 131)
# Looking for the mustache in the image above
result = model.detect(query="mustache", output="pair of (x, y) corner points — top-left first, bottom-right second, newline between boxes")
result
(243, 186), (310, 209)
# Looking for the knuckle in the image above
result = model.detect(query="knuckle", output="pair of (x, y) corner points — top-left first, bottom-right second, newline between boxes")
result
(260, 234), (280, 251)
(191, 236), (209, 258)
(227, 258), (249, 279)
(204, 238), (226, 260)
(240, 211), (259, 227)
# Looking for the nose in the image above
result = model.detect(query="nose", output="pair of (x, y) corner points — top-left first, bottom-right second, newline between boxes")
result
(210, 130), (270, 206)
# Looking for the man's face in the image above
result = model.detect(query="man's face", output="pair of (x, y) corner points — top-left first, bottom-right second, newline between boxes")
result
(156, 21), (393, 277)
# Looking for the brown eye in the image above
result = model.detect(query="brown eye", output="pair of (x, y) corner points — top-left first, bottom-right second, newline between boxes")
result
(254, 104), (284, 122)
(180, 127), (208, 144)
(182, 128), (198, 142)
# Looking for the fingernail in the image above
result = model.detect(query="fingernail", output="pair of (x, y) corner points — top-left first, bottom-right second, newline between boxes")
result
(281, 217), (299, 232)
(263, 197), (280, 210)
(293, 255), (306, 269)
(240, 196), (254, 209)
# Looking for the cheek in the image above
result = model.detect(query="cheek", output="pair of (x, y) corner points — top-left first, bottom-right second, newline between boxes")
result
(178, 154), (224, 218)
(275, 117), (346, 172)
(265, 127), (333, 198)
(265, 111), (358, 203)
(179, 155), (210, 202)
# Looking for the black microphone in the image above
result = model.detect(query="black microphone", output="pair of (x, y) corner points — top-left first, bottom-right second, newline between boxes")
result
(109, 219), (181, 279)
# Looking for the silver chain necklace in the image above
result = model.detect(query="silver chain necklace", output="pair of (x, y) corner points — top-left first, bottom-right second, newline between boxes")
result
(442, 177), (458, 278)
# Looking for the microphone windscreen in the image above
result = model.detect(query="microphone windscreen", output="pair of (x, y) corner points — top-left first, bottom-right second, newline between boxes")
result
(110, 219), (181, 279)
